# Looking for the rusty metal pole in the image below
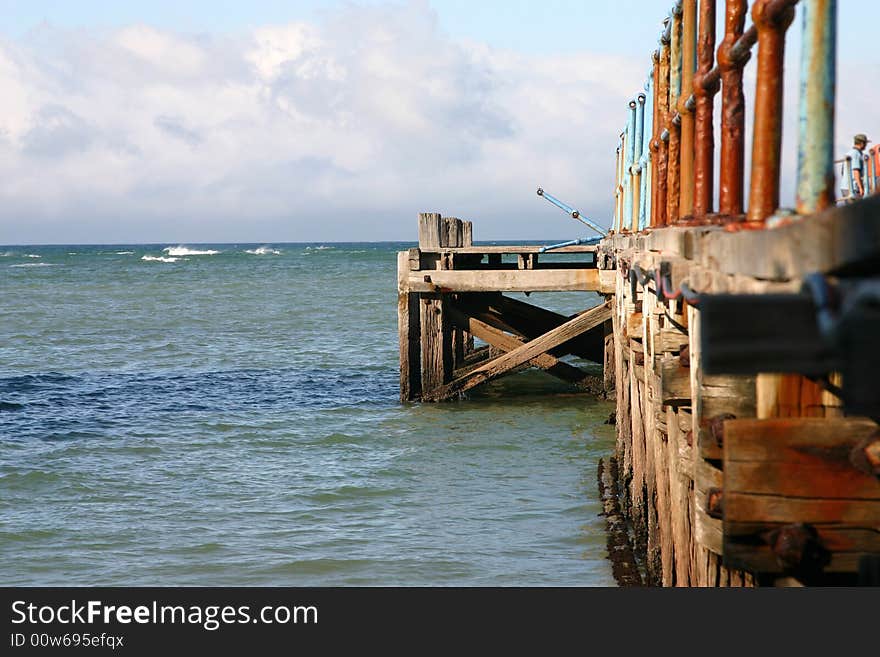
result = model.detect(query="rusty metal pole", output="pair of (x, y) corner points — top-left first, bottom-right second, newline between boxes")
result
(650, 51), (662, 227)
(796, 0), (836, 214)
(717, 0), (749, 217)
(694, 0), (718, 219)
(678, 0), (698, 219)
(748, 0), (797, 224)
(654, 37), (671, 227)
(667, 4), (684, 223)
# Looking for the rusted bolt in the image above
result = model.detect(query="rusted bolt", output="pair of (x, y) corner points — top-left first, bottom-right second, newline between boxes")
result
(423, 274), (432, 283)
(708, 413), (736, 448)
(679, 345), (690, 368)
(706, 487), (724, 519)
(634, 351), (645, 366)
(849, 432), (880, 478)
(762, 523), (831, 575)
(685, 429), (693, 447)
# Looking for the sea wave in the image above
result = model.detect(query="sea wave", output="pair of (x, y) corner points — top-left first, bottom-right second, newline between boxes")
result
(10, 263), (57, 268)
(163, 246), (219, 256)
(305, 245), (334, 251)
(141, 255), (179, 263)
(116, 251), (134, 255)
(25, 254), (42, 258)
(245, 246), (281, 255)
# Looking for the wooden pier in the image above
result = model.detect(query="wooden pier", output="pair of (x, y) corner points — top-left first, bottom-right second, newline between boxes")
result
(398, 1), (880, 586)
(601, 196), (880, 586)
(399, 199), (880, 587)
(397, 213), (613, 403)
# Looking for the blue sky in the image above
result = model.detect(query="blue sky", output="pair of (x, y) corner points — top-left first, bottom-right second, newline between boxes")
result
(0, 1), (876, 244)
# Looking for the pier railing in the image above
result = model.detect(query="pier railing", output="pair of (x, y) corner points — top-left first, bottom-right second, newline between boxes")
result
(614, 0), (839, 232)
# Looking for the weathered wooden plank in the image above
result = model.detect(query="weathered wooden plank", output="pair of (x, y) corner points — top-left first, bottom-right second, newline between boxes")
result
(419, 245), (597, 254)
(724, 417), (878, 462)
(407, 269), (608, 293)
(659, 355), (691, 406)
(723, 417), (880, 573)
(461, 221), (473, 247)
(728, 461), (880, 499)
(424, 302), (612, 400)
(441, 216), (462, 248)
(667, 406), (693, 585)
(698, 194), (880, 280)
(657, 327), (689, 353)
(726, 493), (880, 525)
(418, 212), (442, 248)
(398, 251), (421, 401)
(626, 312), (643, 340)
(694, 457), (723, 555)
(724, 542), (869, 574)
(478, 294), (605, 362)
(420, 293), (452, 397)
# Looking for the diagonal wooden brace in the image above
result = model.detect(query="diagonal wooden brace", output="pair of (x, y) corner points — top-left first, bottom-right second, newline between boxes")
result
(447, 306), (593, 387)
(424, 302), (612, 401)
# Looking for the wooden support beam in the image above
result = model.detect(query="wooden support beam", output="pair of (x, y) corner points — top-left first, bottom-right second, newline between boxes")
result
(723, 417), (880, 574)
(460, 294), (606, 363)
(397, 251), (421, 401)
(420, 293), (453, 397)
(418, 212), (442, 249)
(442, 216), (463, 248)
(447, 307), (595, 388)
(461, 221), (473, 247)
(698, 194), (880, 280)
(659, 355), (691, 406)
(407, 269), (609, 293)
(424, 302), (612, 401)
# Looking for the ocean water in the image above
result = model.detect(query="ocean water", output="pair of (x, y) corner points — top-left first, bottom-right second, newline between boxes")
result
(0, 243), (616, 586)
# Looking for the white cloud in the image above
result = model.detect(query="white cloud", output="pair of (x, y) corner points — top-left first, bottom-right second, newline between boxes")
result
(0, 2), (645, 243)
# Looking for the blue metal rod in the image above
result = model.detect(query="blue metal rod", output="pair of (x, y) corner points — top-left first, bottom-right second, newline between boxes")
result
(623, 100), (637, 229)
(796, 0), (837, 213)
(536, 188), (608, 237)
(539, 236), (602, 253)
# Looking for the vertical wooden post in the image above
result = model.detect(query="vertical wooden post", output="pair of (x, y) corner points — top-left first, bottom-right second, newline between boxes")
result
(441, 217), (463, 248)
(418, 212), (442, 248)
(603, 319), (615, 395)
(461, 221), (473, 247)
(420, 293), (453, 396)
(398, 251), (421, 402)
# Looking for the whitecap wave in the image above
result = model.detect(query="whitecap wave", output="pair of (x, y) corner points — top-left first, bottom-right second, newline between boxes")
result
(25, 254), (42, 258)
(141, 255), (179, 263)
(245, 246), (281, 255)
(305, 245), (335, 251)
(163, 246), (219, 256)
(116, 251), (134, 255)
(0, 251), (15, 257)
(10, 263), (57, 268)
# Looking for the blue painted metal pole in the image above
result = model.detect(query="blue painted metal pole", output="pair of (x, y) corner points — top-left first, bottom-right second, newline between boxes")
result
(631, 93), (646, 230)
(640, 77), (654, 229)
(796, 0), (837, 214)
(536, 188), (608, 237)
(623, 100), (637, 230)
(539, 236), (602, 253)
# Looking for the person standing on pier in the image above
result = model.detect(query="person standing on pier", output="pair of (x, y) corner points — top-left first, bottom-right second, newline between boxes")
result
(839, 133), (870, 202)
